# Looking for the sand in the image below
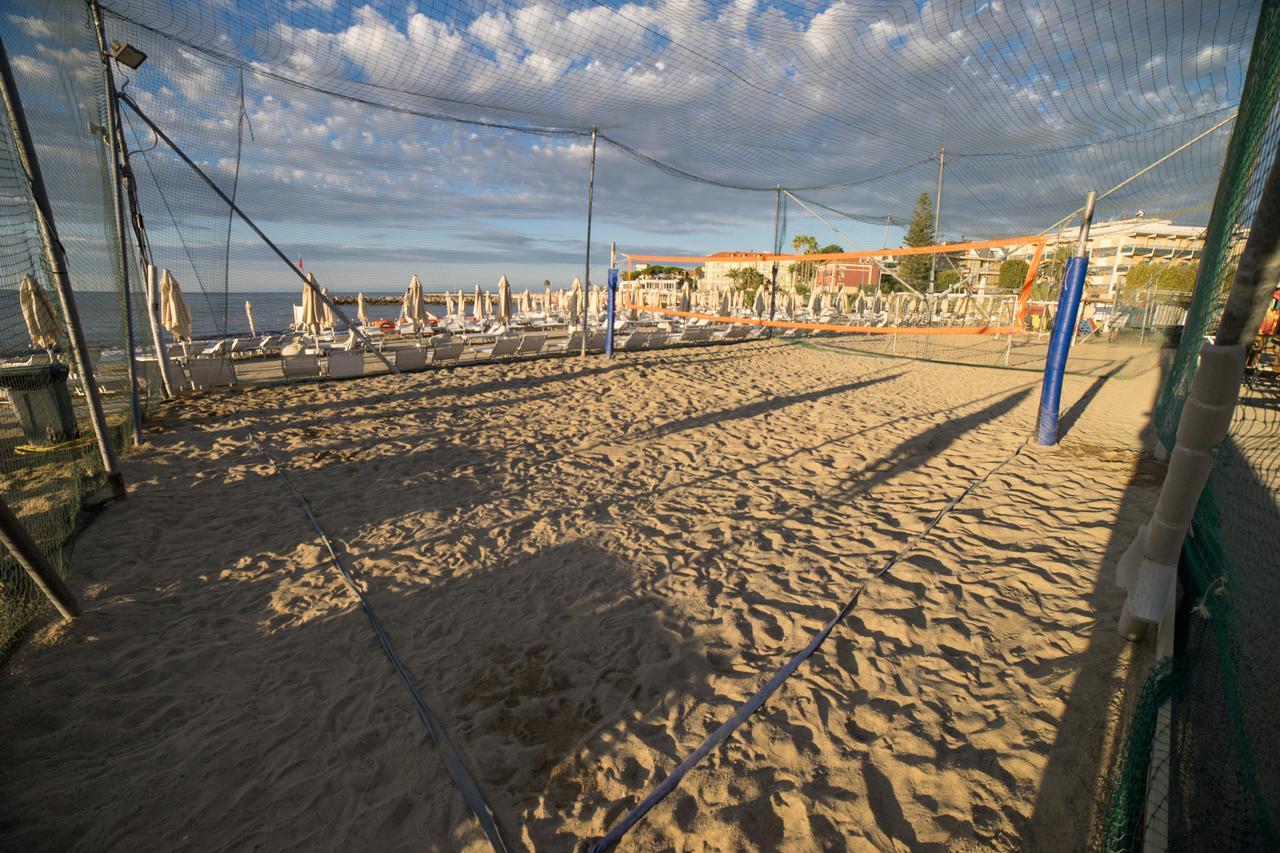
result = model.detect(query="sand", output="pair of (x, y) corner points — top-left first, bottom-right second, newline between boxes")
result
(0, 338), (1163, 851)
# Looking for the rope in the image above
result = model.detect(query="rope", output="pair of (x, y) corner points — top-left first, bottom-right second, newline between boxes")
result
(589, 434), (1031, 851)
(246, 431), (509, 852)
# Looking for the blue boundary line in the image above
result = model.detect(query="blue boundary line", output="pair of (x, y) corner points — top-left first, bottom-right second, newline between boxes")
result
(589, 436), (1030, 850)
(248, 432), (509, 852)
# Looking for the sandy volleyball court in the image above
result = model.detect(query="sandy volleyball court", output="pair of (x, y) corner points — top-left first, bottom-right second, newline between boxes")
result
(1, 339), (1161, 851)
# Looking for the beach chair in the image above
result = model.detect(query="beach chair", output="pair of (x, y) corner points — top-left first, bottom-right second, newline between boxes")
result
(515, 333), (546, 356)
(688, 326), (714, 342)
(487, 337), (521, 359)
(186, 357), (235, 389)
(325, 350), (364, 378)
(586, 330), (607, 352)
(281, 354), (321, 379)
(200, 339), (228, 357)
(724, 325), (752, 341)
(559, 331), (584, 353)
(395, 348), (428, 371)
(430, 343), (465, 364)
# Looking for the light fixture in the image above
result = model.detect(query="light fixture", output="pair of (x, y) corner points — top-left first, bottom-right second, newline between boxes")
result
(109, 40), (147, 70)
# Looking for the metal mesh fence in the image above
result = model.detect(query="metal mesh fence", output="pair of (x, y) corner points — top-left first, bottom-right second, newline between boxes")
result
(0, 0), (162, 656)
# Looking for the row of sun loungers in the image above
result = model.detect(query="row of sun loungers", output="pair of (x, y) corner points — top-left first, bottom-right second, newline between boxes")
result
(161, 323), (768, 391)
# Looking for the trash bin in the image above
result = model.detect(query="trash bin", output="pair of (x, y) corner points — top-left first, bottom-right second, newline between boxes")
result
(0, 363), (78, 444)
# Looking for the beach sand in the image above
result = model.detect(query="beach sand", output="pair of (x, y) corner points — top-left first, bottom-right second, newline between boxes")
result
(0, 338), (1162, 851)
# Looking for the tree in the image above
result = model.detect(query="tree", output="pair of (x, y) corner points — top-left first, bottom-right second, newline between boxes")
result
(938, 270), (961, 290)
(727, 266), (766, 305)
(1125, 261), (1199, 296)
(997, 259), (1030, 291)
(543, 279), (551, 287)
(898, 192), (934, 290)
(788, 235), (819, 289)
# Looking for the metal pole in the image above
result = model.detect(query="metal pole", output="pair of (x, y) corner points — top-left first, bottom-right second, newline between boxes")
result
(1036, 190), (1097, 445)
(111, 82), (173, 397)
(769, 185), (781, 325)
(0, 37), (127, 500)
(0, 494), (79, 620)
(928, 146), (945, 297)
(90, 0), (142, 443)
(881, 215), (891, 249)
(582, 126), (597, 357)
(116, 92), (397, 374)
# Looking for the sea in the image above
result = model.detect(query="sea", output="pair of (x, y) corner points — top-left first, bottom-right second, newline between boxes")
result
(2, 289), (422, 354)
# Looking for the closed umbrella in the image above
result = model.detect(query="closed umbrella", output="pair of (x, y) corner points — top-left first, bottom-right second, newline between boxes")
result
(497, 275), (511, 324)
(484, 289), (494, 319)
(544, 285), (552, 314)
(568, 277), (583, 319)
(403, 275), (425, 332)
(320, 287), (335, 330)
(472, 283), (484, 321)
(457, 289), (465, 318)
(679, 280), (692, 312)
(718, 291), (730, 316)
(299, 274), (322, 340)
(443, 291), (453, 318)
(752, 285), (765, 317)
(357, 292), (368, 325)
(19, 274), (58, 351)
(160, 269), (193, 341)
(245, 299), (256, 337)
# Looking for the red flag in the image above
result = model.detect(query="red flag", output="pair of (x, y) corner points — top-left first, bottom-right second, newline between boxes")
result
(298, 256), (304, 270)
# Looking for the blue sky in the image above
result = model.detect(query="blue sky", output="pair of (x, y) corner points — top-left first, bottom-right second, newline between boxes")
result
(2, 0), (1260, 300)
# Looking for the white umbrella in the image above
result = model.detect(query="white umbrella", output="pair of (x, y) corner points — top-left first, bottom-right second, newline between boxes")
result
(719, 292), (730, 316)
(497, 275), (512, 324)
(752, 286), (765, 317)
(244, 299), (257, 337)
(443, 291), (453, 318)
(809, 289), (821, 314)
(299, 274), (322, 339)
(472, 283), (484, 321)
(320, 287), (335, 330)
(19, 274), (58, 351)
(588, 285), (600, 318)
(403, 275), (425, 332)
(357, 292), (367, 325)
(160, 269), (193, 341)
(341, 329), (358, 351)
(544, 285), (552, 314)
(568, 277), (583, 319)
(484, 289), (494, 319)
(679, 280), (692, 313)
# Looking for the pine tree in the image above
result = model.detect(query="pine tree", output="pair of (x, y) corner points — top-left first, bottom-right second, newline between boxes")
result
(899, 192), (934, 289)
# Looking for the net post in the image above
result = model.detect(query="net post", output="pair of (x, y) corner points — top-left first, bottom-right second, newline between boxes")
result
(582, 126), (597, 357)
(605, 242), (618, 358)
(90, 0), (143, 444)
(0, 494), (79, 621)
(0, 37), (128, 501)
(1036, 190), (1097, 445)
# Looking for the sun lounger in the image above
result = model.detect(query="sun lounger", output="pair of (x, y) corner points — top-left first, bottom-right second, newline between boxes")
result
(186, 356), (235, 389)
(200, 339), (228, 357)
(558, 331), (584, 353)
(587, 330), (607, 352)
(395, 348), (428, 371)
(430, 343), (465, 364)
(281, 354), (321, 379)
(487, 337), (521, 359)
(515, 333), (546, 355)
(325, 350), (364, 378)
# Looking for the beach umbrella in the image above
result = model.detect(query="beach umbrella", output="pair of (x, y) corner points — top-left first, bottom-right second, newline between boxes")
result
(19, 274), (58, 350)
(357, 292), (368, 325)
(457, 289), (465, 318)
(160, 269), (193, 341)
(497, 275), (512, 324)
(568, 277), (583, 319)
(341, 329), (358, 351)
(472, 283), (484, 321)
(444, 291), (453, 318)
(403, 275), (425, 332)
(320, 287), (335, 329)
(299, 274), (322, 338)
(244, 299), (257, 337)
(752, 285), (766, 317)
(544, 285), (552, 313)
(679, 280), (692, 313)
(719, 291), (730, 316)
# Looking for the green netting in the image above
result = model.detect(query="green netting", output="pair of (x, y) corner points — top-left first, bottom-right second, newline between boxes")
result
(1104, 1), (1280, 848)
(0, 0), (162, 657)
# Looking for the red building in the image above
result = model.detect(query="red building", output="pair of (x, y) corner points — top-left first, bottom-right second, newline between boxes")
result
(813, 260), (881, 291)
